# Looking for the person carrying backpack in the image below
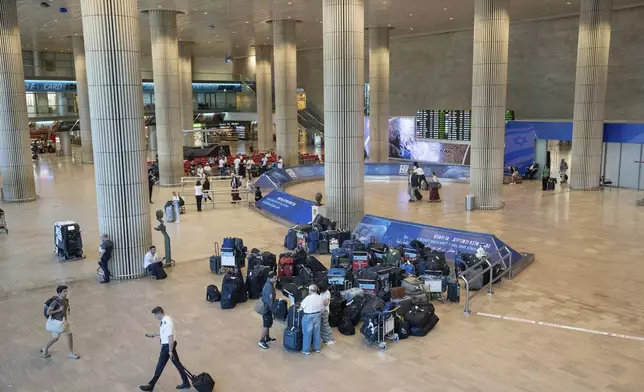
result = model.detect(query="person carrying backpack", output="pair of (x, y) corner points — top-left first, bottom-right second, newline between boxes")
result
(41, 285), (79, 359)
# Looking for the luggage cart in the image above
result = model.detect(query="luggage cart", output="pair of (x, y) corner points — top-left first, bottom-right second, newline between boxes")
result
(363, 307), (399, 351)
(0, 209), (7, 234)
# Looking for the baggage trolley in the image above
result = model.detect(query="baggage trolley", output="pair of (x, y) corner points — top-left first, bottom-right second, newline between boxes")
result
(0, 209), (7, 234)
(219, 246), (237, 275)
(363, 307), (399, 351)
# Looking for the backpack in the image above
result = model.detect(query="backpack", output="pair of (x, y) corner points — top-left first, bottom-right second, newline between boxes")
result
(206, 285), (221, 302)
(43, 296), (58, 318)
(178, 197), (185, 207)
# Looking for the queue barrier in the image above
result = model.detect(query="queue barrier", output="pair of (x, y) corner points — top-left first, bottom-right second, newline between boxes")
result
(180, 176), (254, 208)
(459, 246), (514, 315)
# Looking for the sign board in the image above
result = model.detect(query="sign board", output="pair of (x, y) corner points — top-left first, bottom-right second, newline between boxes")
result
(297, 90), (307, 110)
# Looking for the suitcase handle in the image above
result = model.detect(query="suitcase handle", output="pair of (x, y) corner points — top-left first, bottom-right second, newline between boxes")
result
(213, 242), (220, 257)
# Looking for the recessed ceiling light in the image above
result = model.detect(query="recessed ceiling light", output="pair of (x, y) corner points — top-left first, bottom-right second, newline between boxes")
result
(245, 21), (249, 24)
(204, 12), (208, 14)
(409, 13), (413, 16)
(387, 24), (391, 27)
(236, 45), (239, 48)
(157, 5), (162, 7)
(444, 8), (448, 11)
(54, 19), (58, 22)
(232, 31), (236, 33)
(449, 17), (453, 20)
(566, 1), (571, 3)
(45, 47), (48, 50)
(216, 34), (219, 37)
(288, 16), (291, 19)
(287, 1), (292, 4)
(48, 36), (52, 38)
(74, 33), (78, 35)
(44, 24), (48, 27)
(208, 41), (211, 43)
(409, 27), (414, 30)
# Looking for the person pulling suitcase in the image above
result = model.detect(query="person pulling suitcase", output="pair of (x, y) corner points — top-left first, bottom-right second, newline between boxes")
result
(140, 307), (190, 391)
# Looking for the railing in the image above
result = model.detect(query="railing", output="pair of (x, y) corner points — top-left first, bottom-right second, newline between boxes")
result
(460, 246), (513, 315)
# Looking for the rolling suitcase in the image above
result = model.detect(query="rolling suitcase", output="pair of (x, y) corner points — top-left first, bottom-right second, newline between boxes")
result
(182, 366), (215, 392)
(447, 280), (460, 303)
(284, 307), (303, 352)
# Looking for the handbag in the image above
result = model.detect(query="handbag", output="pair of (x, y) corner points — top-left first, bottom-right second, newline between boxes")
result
(46, 316), (65, 334)
(254, 300), (266, 315)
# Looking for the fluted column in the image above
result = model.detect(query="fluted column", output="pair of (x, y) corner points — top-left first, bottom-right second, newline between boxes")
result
(246, 46), (257, 81)
(469, 0), (509, 210)
(273, 20), (298, 167)
(72, 36), (93, 163)
(255, 45), (273, 152)
(323, 0), (365, 230)
(148, 9), (183, 187)
(369, 27), (390, 163)
(33, 49), (43, 77)
(570, 0), (613, 190)
(58, 132), (72, 156)
(179, 41), (194, 147)
(80, 0), (151, 279)
(0, 0), (37, 203)
(232, 57), (245, 81)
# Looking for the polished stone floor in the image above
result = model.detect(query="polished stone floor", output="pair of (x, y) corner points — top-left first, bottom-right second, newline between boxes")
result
(1, 153), (643, 392)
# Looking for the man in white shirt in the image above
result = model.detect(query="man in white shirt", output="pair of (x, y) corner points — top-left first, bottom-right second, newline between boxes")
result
(144, 246), (164, 278)
(260, 154), (268, 174)
(245, 158), (254, 180)
(233, 155), (241, 174)
(277, 155), (284, 169)
(218, 156), (226, 177)
(203, 163), (212, 176)
(300, 284), (324, 355)
(196, 164), (204, 178)
(140, 307), (190, 391)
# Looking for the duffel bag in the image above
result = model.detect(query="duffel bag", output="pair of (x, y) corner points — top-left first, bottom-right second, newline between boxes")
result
(206, 285), (221, 303)
(402, 276), (424, 293)
(338, 316), (355, 336)
(410, 313), (439, 336)
(342, 239), (366, 252)
(343, 296), (365, 326)
(260, 251), (277, 271)
(404, 305), (432, 328)
(391, 296), (414, 316)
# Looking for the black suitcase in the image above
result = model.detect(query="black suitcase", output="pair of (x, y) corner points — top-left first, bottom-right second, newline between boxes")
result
(391, 296), (413, 316)
(410, 313), (439, 337)
(273, 299), (288, 322)
(220, 272), (243, 309)
(318, 239), (329, 254)
(284, 307), (303, 351)
(287, 305), (304, 329)
(183, 366), (215, 392)
(404, 306), (432, 328)
(155, 267), (167, 280)
(246, 266), (269, 299)
(282, 283), (309, 304)
(547, 178), (556, 190)
(328, 297), (346, 327)
(209, 255), (220, 274)
(260, 251), (277, 271)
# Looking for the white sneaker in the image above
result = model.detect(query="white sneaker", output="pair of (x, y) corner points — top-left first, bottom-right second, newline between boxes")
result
(325, 340), (335, 346)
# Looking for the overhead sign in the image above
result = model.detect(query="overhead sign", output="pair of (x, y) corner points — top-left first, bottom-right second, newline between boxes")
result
(297, 90), (307, 110)
(25, 81), (77, 92)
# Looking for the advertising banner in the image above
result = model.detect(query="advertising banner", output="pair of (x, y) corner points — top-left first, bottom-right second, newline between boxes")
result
(255, 190), (315, 225)
(353, 214), (523, 264)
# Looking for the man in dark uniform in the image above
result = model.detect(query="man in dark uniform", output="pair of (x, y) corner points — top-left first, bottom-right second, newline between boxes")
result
(258, 272), (278, 349)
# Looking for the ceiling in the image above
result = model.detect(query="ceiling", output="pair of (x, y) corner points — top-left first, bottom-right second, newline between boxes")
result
(18, 0), (644, 57)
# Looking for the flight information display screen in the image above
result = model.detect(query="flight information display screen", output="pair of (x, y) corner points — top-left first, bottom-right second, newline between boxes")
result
(415, 109), (515, 142)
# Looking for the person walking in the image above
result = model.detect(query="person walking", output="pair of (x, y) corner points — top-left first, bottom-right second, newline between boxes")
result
(41, 285), (80, 359)
(258, 272), (278, 349)
(542, 165), (551, 191)
(139, 307), (190, 391)
(277, 155), (284, 169)
(148, 168), (157, 204)
(317, 282), (335, 346)
(300, 284), (324, 355)
(218, 156), (226, 177)
(260, 154), (268, 174)
(233, 155), (241, 175)
(429, 172), (442, 202)
(231, 175), (242, 203)
(559, 159), (568, 183)
(98, 234), (113, 283)
(171, 192), (181, 223)
(194, 180), (203, 212)
(202, 178), (212, 203)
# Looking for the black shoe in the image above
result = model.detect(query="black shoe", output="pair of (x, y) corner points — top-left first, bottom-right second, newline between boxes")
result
(176, 383), (190, 389)
(266, 336), (276, 344)
(139, 385), (154, 391)
(258, 340), (269, 349)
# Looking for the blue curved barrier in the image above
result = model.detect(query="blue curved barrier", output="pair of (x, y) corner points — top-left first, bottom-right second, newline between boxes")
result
(255, 163), (470, 189)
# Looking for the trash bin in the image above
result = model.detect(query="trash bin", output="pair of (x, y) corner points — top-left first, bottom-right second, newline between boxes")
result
(465, 195), (475, 211)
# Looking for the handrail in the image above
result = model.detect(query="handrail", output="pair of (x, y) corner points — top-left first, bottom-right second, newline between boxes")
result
(459, 246), (513, 315)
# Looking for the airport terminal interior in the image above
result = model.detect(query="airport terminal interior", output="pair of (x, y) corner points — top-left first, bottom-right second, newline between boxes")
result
(1, 0), (644, 392)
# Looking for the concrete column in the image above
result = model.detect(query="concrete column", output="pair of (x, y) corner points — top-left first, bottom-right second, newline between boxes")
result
(368, 27), (390, 163)
(255, 45), (273, 152)
(246, 46), (257, 81)
(72, 35), (93, 163)
(323, 0), (365, 231)
(179, 41), (194, 147)
(33, 49), (43, 77)
(570, 0), (613, 190)
(0, 0), (37, 203)
(273, 20), (298, 167)
(148, 127), (158, 152)
(147, 10), (183, 187)
(80, 0), (151, 279)
(57, 93), (67, 116)
(232, 57), (244, 81)
(58, 132), (72, 156)
(469, 0), (510, 210)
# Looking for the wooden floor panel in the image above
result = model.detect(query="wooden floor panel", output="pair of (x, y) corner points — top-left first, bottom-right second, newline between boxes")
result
(1, 154), (643, 391)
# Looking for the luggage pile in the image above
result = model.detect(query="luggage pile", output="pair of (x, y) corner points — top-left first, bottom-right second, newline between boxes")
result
(283, 216), (351, 254)
(276, 249), (329, 289)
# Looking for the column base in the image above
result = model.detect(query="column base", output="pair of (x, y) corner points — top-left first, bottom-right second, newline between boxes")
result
(159, 183), (182, 188)
(111, 271), (147, 280)
(474, 201), (505, 211)
(568, 187), (601, 191)
(1, 195), (39, 203)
